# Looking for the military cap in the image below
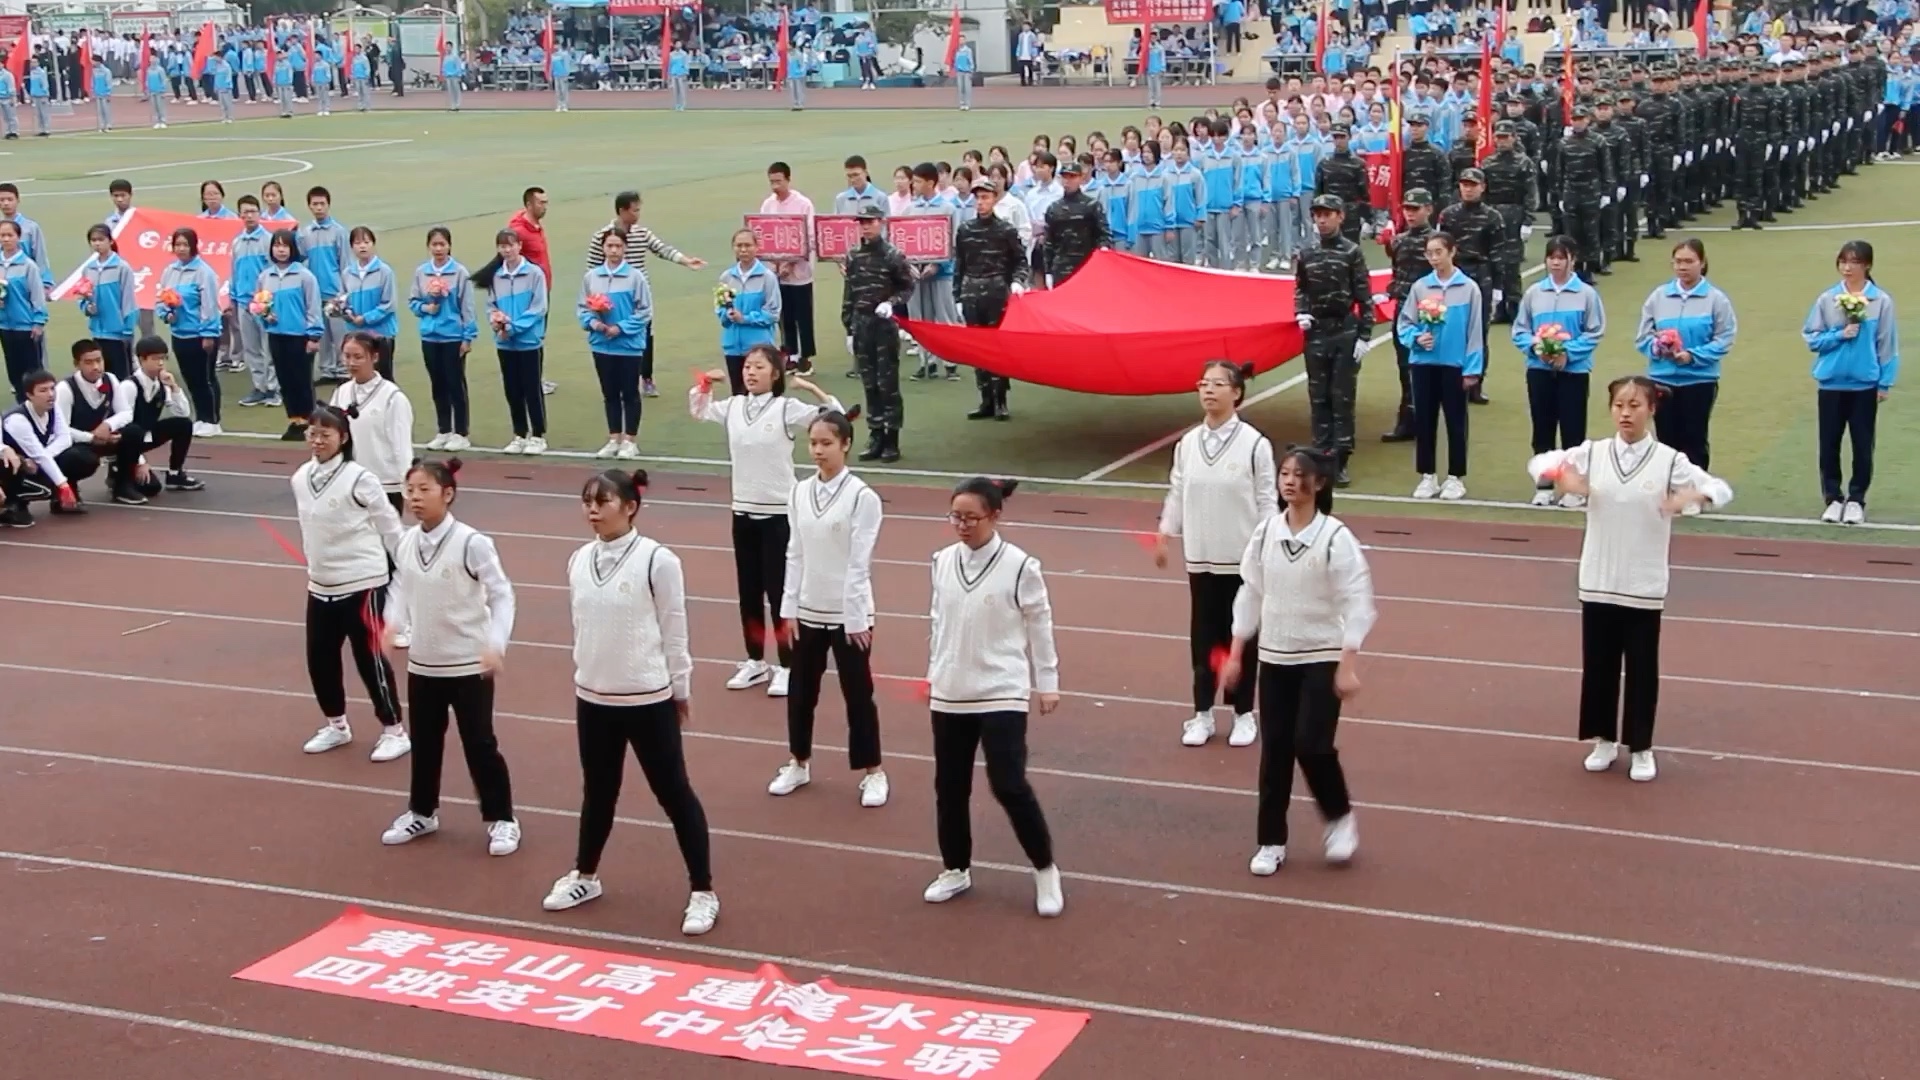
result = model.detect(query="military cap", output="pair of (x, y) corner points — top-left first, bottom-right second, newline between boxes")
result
(1309, 193), (1346, 213)
(1058, 159), (1085, 175)
(1330, 122), (1352, 136)
(1494, 119), (1518, 135)
(856, 206), (886, 220)
(1402, 188), (1434, 207)
(970, 177), (998, 194)
(1458, 167), (1487, 184)
(1407, 112), (1430, 125)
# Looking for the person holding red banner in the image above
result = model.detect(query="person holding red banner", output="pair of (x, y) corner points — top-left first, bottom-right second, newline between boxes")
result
(761, 163), (817, 377)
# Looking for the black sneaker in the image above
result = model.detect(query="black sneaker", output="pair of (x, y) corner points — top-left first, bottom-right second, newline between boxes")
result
(166, 471), (206, 491)
(281, 422), (307, 441)
(113, 485), (149, 505)
(0, 503), (32, 528)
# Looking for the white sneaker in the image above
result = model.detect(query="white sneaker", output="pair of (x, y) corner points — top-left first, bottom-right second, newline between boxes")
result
(193, 422), (223, 437)
(924, 868), (972, 903)
(595, 438), (621, 458)
(616, 440), (641, 460)
(1843, 501), (1866, 525)
(303, 720), (351, 753)
(501, 436), (529, 454)
(426, 433), (452, 451)
(444, 435), (471, 452)
(543, 870), (602, 911)
(767, 666), (790, 697)
(726, 660), (771, 690)
(1227, 712), (1258, 747)
(1180, 712), (1214, 746)
(370, 727), (412, 762)
(682, 890), (719, 935)
(1530, 488), (1558, 507)
(487, 819), (522, 856)
(1584, 739), (1619, 772)
(1438, 476), (1467, 501)
(1412, 474), (1440, 499)
(1820, 500), (1844, 523)
(1629, 750), (1658, 782)
(1681, 501), (1702, 517)
(1249, 845), (1286, 876)
(1033, 865), (1064, 917)
(523, 437), (548, 455)
(858, 770), (890, 807)
(1559, 493), (1588, 510)
(767, 761), (811, 796)
(1322, 814), (1358, 864)
(381, 811), (438, 845)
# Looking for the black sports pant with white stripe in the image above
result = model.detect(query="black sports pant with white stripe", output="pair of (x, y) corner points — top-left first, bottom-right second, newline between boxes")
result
(408, 672), (514, 821)
(786, 622), (882, 768)
(305, 587), (403, 727)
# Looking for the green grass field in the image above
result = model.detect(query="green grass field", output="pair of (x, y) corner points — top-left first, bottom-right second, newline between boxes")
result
(15, 110), (1918, 539)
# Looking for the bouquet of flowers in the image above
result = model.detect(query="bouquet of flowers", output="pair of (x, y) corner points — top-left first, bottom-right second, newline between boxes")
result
(1415, 296), (1447, 326)
(1836, 292), (1868, 324)
(1653, 327), (1684, 357)
(323, 296), (349, 320)
(71, 278), (94, 300)
(584, 292), (614, 315)
(0, 278), (8, 302)
(249, 288), (274, 318)
(425, 276), (451, 299)
(1535, 323), (1573, 362)
(156, 286), (182, 309)
(714, 284), (736, 313)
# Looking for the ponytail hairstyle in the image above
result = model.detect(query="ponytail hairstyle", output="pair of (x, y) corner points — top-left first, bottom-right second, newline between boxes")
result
(951, 476), (1021, 515)
(307, 403), (356, 461)
(468, 228), (521, 290)
(581, 468), (651, 522)
(406, 456), (463, 492)
(85, 223), (116, 254)
(1278, 445), (1336, 517)
(1606, 374), (1669, 414)
(1836, 239), (1874, 281)
(808, 408), (857, 445)
(742, 344), (788, 397)
(1199, 359), (1254, 406)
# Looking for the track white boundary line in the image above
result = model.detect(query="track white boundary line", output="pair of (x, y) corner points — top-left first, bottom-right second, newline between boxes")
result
(7, 590), (1913, 704)
(116, 476), (1920, 585)
(0, 855), (1618, 1080)
(1679, 218), (1920, 232)
(0, 992), (541, 1080)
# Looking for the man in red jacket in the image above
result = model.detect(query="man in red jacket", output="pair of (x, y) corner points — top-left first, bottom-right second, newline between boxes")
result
(506, 186), (556, 394)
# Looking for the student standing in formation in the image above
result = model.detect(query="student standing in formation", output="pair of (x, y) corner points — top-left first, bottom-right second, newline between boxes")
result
(1396, 231), (1484, 501)
(716, 228), (781, 395)
(772, 409), (888, 805)
(923, 478), (1065, 917)
(411, 227), (478, 452)
(1153, 361), (1276, 749)
(761, 163), (818, 376)
(230, 197), (280, 408)
(1634, 238), (1736, 483)
(1512, 236), (1607, 508)
(1534, 376), (1734, 783)
(154, 227), (224, 437)
(75, 226), (138, 380)
(548, 468), (719, 937)
(257, 227), (325, 441)
(300, 187), (352, 384)
(341, 227), (400, 381)
(579, 228), (653, 460)
(0, 220), (49, 401)
(379, 458), (521, 856)
(293, 404), (411, 763)
(1802, 239), (1898, 526)
(329, 332), (414, 515)
(1220, 447), (1375, 875)
(474, 230), (549, 454)
(690, 345), (841, 699)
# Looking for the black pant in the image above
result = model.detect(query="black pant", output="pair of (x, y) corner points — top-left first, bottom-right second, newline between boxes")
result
(731, 513), (793, 666)
(1303, 321), (1359, 453)
(1651, 380), (1716, 470)
(1411, 363), (1468, 477)
(1525, 367), (1589, 454)
(573, 697), (712, 890)
(1816, 388), (1877, 505)
(498, 347), (546, 437)
(640, 331), (655, 381)
(6, 448), (96, 503)
(171, 335), (220, 425)
(1577, 602), (1661, 753)
(779, 282), (816, 361)
(931, 710), (1053, 871)
(2, 330), (40, 401)
(268, 334), (316, 419)
(960, 292), (1010, 406)
(408, 672), (514, 821)
(1390, 298), (1413, 419)
(1189, 572), (1254, 714)
(1255, 661), (1352, 847)
(420, 341), (469, 435)
(111, 417), (194, 480)
(305, 588), (402, 726)
(592, 351), (642, 436)
(98, 338), (133, 381)
(723, 353), (748, 397)
(787, 622), (882, 768)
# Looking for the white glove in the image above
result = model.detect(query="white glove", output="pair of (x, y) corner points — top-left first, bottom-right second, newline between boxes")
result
(875, 301), (893, 317)
(1684, 151), (1694, 165)
(1599, 195), (1611, 208)
(1802, 138), (1810, 152)
(1010, 282), (1027, 295)
(1353, 339), (1370, 362)
(1865, 110), (1875, 124)
(1296, 314), (1314, 330)
(1617, 186), (1626, 201)
(1492, 289), (1504, 306)
(845, 335), (855, 355)
(1765, 145), (1773, 161)
(1640, 174), (1650, 188)
(1520, 223), (1534, 240)
(1832, 121), (1841, 135)
(1672, 154), (1683, 170)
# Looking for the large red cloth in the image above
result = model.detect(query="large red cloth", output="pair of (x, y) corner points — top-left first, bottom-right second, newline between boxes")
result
(895, 250), (1394, 396)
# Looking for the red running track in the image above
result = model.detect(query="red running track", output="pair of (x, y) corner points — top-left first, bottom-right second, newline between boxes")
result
(1, 443), (1917, 1080)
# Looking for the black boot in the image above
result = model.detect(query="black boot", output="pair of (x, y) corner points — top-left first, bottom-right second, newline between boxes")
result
(1334, 451), (1352, 488)
(879, 429), (901, 463)
(966, 391), (995, 420)
(1381, 407), (1415, 443)
(993, 382), (1010, 421)
(858, 432), (883, 461)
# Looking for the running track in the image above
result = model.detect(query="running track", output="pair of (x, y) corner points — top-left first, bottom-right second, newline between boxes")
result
(2, 442), (1918, 1080)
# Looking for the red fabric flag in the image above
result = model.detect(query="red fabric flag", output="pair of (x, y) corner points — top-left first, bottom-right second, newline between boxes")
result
(1561, 40), (1577, 125)
(190, 22), (215, 79)
(305, 21), (316, 72)
(79, 30), (94, 91)
(659, 11), (671, 81)
(542, 15), (554, 78)
(436, 18), (448, 61)
(943, 0), (962, 72)
(1475, 31), (1494, 162)
(1694, 0), (1710, 57)
(264, 31), (276, 83)
(9, 25), (34, 87)
(774, 8), (789, 89)
(135, 27), (151, 87)
(1312, 0), (1329, 72)
(1387, 101), (1405, 231)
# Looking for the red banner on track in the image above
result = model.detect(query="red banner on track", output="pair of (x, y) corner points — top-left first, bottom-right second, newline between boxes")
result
(235, 907), (1090, 1079)
(51, 207), (243, 310)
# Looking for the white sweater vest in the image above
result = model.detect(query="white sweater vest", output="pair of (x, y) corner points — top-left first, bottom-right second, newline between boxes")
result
(1166, 422), (1271, 574)
(788, 471), (876, 628)
(1246, 514), (1351, 665)
(928, 538), (1042, 715)
(331, 377), (412, 492)
(1578, 437), (1681, 611)
(293, 459), (391, 597)
(569, 535), (672, 706)
(726, 395), (804, 515)
(396, 522), (491, 677)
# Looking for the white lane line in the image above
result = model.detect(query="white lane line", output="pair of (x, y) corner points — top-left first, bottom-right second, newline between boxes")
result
(0, 993), (541, 1080)
(0, 854), (1619, 1080)
(6, 592), (1910, 704)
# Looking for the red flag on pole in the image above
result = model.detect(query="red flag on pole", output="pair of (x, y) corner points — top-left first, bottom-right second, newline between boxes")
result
(190, 21), (215, 79)
(1561, 40), (1577, 126)
(774, 8), (789, 89)
(1495, 3), (1508, 52)
(436, 17), (449, 62)
(1387, 98), (1405, 231)
(943, 0), (962, 72)
(542, 14), (555, 78)
(1475, 31), (1494, 162)
(79, 30), (95, 91)
(1693, 0), (1710, 57)
(135, 27), (151, 87)
(305, 21), (316, 73)
(8, 23), (33, 88)
(1312, 0), (1329, 72)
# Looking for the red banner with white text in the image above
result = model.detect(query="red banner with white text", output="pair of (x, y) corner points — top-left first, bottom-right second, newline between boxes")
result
(51, 207), (244, 310)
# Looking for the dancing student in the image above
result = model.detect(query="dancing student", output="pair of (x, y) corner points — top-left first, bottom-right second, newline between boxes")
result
(578, 228), (653, 460)
(716, 228), (781, 395)
(154, 226), (224, 437)
(329, 332), (415, 514)
(410, 227), (478, 452)
(380, 458), (521, 856)
(1396, 231), (1484, 502)
(771, 409), (888, 805)
(1220, 447), (1375, 875)
(1, 369), (99, 517)
(923, 477), (1064, 917)
(341, 226), (400, 381)
(689, 344), (840, 699)
(472, 229), (549, 455)
(1634, 238), (1736, 482)
(257, 227), (325, 441)
(546, 468), (719, 937)
(75, 225), (140, 379)
(1512, 235), (1607, 509)
(293, 404), (411, 763)
(1532, 376), (1734, 783)
(0, 219), (48, 401)
(1802, 240), (1899, 526)
(1153, 360), (1276, 749)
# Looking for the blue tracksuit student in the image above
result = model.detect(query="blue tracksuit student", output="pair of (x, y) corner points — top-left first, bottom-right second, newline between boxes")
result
(157, 252), (224, 427)
(1232, 134), (1269, 271)
(0, 69), (17, 139)
(1129, 157), (1169, 259)
(550, 49), (571, 111)
(1635, 270), (1737, 469)
(91, 66), (114, 130)
(256, 258), (324, 426)
(1164, 152), (1205, 263)
(485, 255), (548, 447)
(300, 211), (350, 377)
(211, 57), (236, 122)
(342, 255), (400, 340)
(1397, 256), (1485, 495)
(668, 50), (690, 110)
(351, 52), (372, 111)
(1195, 135), (1239, 267)
(1265, 137), (1299, 266)
(1803, 278), (1899, 519)
(1513, 268), (1608, 493)
(26, 66), (50, 137)
(311, 54), (334, 113)
(1095, 165), (1133, 250)
(273, 55), (295, 116)
(78, 251), (141, 348)
(230, 222), (277, 404)
(442, 52), (465, 110)
(785, 47), (808, 110)
(579, 256), (653, 446)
